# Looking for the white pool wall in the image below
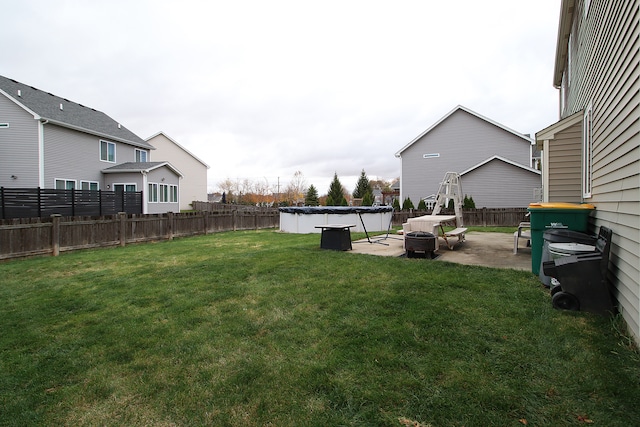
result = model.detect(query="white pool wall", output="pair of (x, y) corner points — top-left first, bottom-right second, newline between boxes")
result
(279, 207), (394, 234)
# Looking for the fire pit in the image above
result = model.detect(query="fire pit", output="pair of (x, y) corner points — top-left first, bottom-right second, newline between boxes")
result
(405, 231), (437, 259)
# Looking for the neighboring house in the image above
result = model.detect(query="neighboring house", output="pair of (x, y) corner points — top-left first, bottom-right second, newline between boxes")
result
(395, 105), (541, 208)
(535, 0), (639, 343)
(0, 75), (181, 214)
(146, 131), (209, 211)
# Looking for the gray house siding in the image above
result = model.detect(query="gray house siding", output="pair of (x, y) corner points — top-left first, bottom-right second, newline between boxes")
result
(0, 94), (40, 188)
(547, 121), (582, 203)
(397, 107), (534, 207)
(544, 0), (640, 344)
(461, 159), (541, 208)
(146, 167), (180, 214)
(43, 125), (142, 189)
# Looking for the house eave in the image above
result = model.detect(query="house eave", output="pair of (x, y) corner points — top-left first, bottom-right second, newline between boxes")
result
(146, 131), (210, 168)
(535, 110), (583, 149)
(41, 118), (155, 149)
(459, 155), (541, 176)
(553, 0), (576, 87)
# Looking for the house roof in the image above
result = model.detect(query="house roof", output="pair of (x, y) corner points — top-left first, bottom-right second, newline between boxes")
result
(0, 75), (153, 149)
(146, 131), (210, 169)
(395, 105), (534, 157)
(102, 161), (183, 178)
(535, 110), (583, 149)
(459, 155), (541, 176)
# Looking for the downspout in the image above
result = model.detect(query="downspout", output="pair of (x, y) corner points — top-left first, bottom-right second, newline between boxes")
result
(142, 171), (148, 214)
(38, 119), (48, 187)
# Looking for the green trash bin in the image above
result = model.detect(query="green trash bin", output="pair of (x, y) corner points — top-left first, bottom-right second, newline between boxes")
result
(527, 202), (595, 274)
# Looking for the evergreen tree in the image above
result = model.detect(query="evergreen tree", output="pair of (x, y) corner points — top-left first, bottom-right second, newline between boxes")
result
(352, 169), (373, 200)
(463, 194), (476, 209)
(362, 192), (373, 206)
(417, 199), (427, 210)
(221, 192), (227, 204)
(402, 197), (414, 210)
(326, 173), (346, 206)
(392, 198), (401, 210)
(305, 185), (319, 206)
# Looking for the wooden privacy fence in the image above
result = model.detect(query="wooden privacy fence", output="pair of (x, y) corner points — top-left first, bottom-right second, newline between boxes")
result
(0, 210), (279, 260)
(392, 208), (529, 227)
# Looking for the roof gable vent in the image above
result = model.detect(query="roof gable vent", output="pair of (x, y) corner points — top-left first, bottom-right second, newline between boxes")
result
(59, 103), (64, 111)
(17, 89), (21, 97)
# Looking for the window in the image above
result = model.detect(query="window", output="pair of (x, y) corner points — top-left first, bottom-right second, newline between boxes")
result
(100, 140), (116, 162)
(135, 149), (148, 162)
(81, 181), (99, 191)
(0, 123), (8, 128)
(55, 179), (76, 190)
(148, 183), (158, 203)
(159, 184), (169, 202)
(113, 184), (136, 193)
(170, 185), (178, 203)
(582, 103), (593, 198)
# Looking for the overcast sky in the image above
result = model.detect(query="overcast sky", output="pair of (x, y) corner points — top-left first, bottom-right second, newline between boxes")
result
(2, 0), (561, 195)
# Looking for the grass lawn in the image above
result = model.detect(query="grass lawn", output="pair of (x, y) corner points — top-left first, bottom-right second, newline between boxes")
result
(1, 230), (638, 426)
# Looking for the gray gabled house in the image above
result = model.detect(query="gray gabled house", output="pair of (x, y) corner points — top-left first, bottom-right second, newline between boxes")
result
(0, 75), (182, 214)
(395, 105), (541, 208)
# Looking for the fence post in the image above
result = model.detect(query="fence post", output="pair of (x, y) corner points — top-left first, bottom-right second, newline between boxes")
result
(482, 207), (487, 227)
(119, 212), (127, 247)
(167, 212), (174, 240)
(203, 210), (209, 235)
(51, 214), (61, 256)
(233, 210), (237, 231)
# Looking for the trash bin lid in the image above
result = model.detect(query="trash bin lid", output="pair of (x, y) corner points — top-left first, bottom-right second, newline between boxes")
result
(528, 202), (596, 209)
(542, 229), (597, 244)
(406, 231), (434, 238)
(548, 242), (596, 255)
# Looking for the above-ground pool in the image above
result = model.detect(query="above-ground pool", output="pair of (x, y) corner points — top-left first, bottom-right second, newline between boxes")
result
(279, 206), (394, 234)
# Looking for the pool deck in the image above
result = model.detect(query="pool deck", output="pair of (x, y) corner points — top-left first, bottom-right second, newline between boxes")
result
(350, 231), (533, 271)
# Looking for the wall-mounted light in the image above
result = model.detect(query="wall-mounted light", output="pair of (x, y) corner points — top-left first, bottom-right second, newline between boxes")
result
(11, 175), (17, 180)
(106, 184), (111, 189)
(161, 177), (165, 182)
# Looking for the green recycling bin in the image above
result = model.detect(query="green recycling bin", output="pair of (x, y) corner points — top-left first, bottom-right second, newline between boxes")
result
(527, 202), (595, 274)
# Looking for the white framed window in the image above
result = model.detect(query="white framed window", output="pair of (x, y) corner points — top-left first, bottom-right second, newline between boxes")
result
(135, 149), (148, 162)
(55, 179), (76, 190)
(582, 103), (593, 198)
(170, 185), (178, 203)
(100, 140), (116, 163)
(159, 184), (169, 202)
(81, 181), (99, 191)
(113, 183), (137, 192)
(148, 183), (158, 203)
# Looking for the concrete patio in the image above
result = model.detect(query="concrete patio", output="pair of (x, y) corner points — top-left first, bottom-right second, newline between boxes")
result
(350, 231), (533, 271)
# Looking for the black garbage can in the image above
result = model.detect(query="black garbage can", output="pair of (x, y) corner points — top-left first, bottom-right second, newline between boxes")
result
(405, 231), (436, 259)
(543, 226), (615, 316)
(539, 229), (596, 287)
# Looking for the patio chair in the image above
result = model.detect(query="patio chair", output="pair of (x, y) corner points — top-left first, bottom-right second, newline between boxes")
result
(513, 221), (531, 254)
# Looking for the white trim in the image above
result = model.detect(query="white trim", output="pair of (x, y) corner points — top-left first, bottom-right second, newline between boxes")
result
(582, 102), (593, 198)
(459, 155), (541, 176)
(102, 161), (184, 178)
(395, 105), (533, 157)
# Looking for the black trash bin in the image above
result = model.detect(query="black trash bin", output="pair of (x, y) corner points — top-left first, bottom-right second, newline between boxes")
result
(405, 231), (436, 259)
(543, 226), (614, 315)
(539, 229), (596, 287)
